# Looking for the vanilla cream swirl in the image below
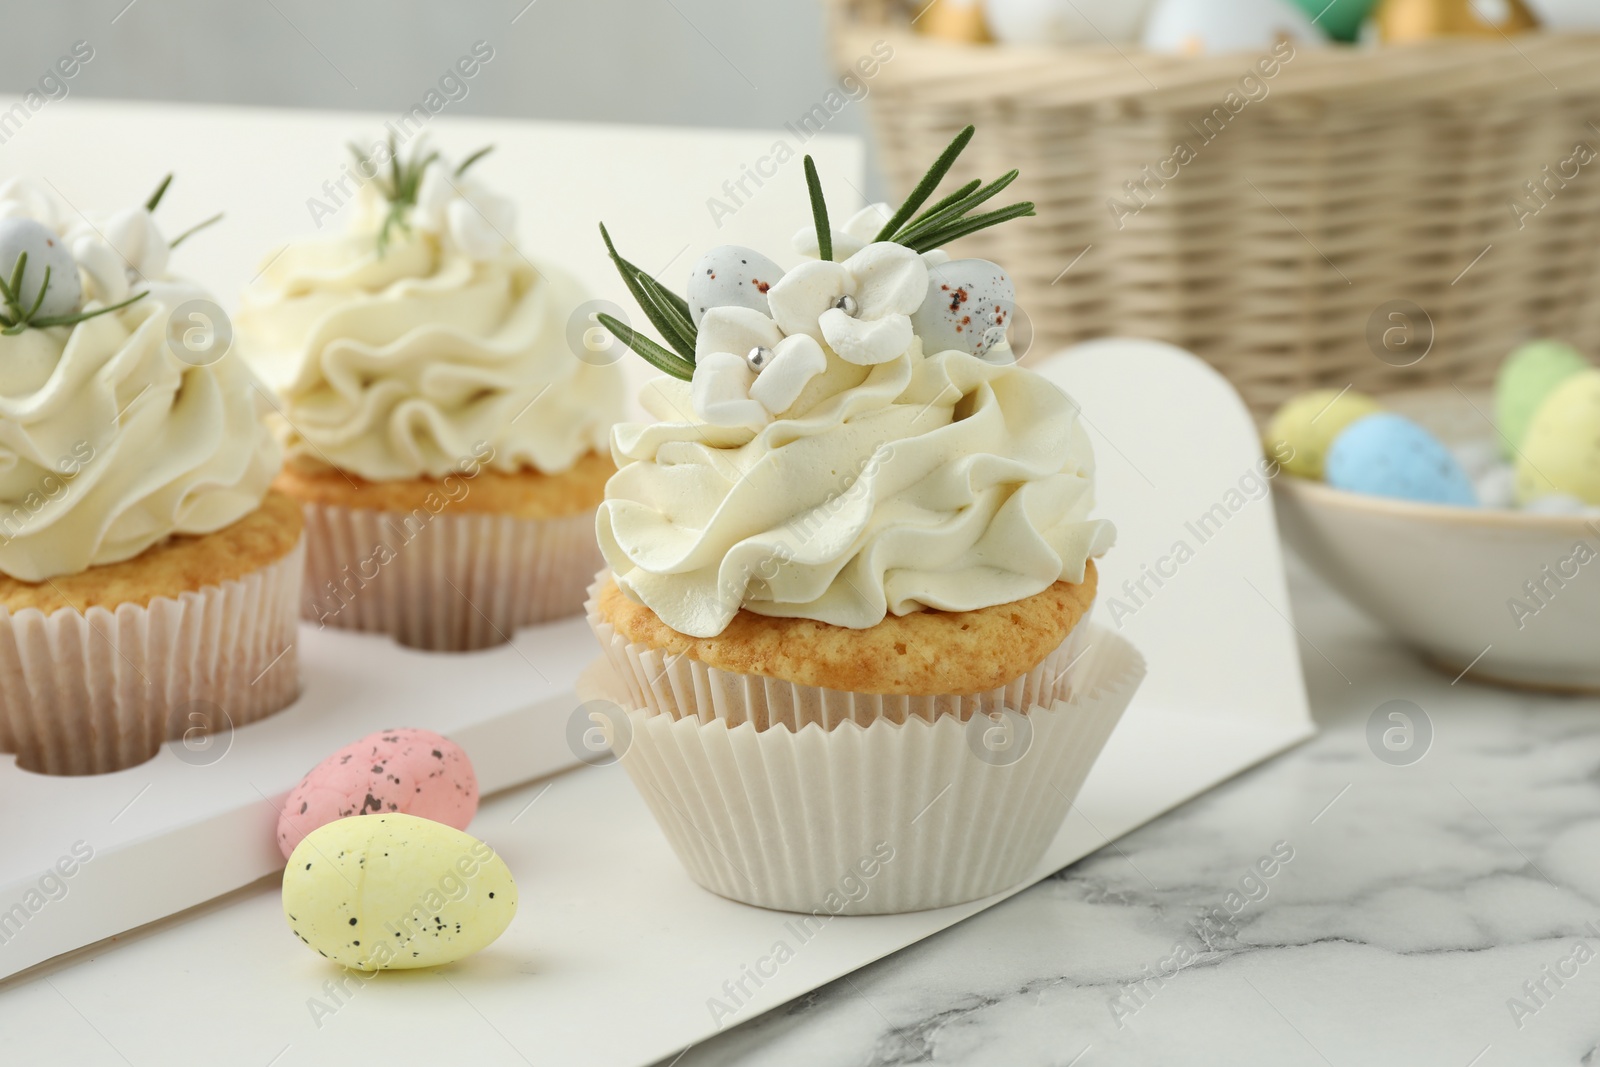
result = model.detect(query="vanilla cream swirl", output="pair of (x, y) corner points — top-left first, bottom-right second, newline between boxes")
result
(598, 343), (1115, 637)
(237, 200), (625, 481)
(0, 285), (280, 582)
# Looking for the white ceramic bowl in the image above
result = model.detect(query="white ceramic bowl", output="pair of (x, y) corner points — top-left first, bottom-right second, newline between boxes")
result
(1272, 390), (1600, 693)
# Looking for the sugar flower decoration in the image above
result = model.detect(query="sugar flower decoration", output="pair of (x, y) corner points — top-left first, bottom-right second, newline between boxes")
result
(793, 201), (951, 269)
(767, 242), (927, 367)
(349, 137), (506, 258)
(0, 178), (63, 229)
(689, 307), (826, 429)
(69, 208), (170, 303)
(413, 159), (516, 261)
(590, 124), (1037, 429)
(0, 173), (213, 335)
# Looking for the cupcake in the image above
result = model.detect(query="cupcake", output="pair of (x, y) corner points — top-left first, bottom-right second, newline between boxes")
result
(236, 139), (626, 651)
(582, 130), (1145, 914)
(0, 177), (301, 776)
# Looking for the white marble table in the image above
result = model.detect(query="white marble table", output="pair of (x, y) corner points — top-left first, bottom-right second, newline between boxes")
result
(672, 553), (1600, 1067)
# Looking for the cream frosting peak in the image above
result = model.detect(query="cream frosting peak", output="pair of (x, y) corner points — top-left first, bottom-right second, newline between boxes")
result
(599, 340), (1114, 637)
(237, 162), (625, 482)
(0, 184), (279, 582)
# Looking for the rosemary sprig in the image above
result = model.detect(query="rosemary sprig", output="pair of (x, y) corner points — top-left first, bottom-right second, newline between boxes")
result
(592, 125), (1034, 383)
(596, 312), (695, 380)
(8, 259), (49, 329)
(379, 134), (436, 253)
(804, 156), (832, 262)
(900, 202), (1036, 253)
(0, 251), (146, 335)
(389, 136), (404, 199)
(455, 145), (494, 176)
(895, 170), (1019, 244)
(135, 173), (222, 248)
(350, 136), (491, 255)
(598, 222), (697, 364)
(902, 178), (981, 232)
(872, 125), (974, 242)
(869, 125), (1035, 252)
(145, 173), (174, 213)
(27, 291), (148, 329)
(169, 212), (223, 249)
(633, 269), (697, 356)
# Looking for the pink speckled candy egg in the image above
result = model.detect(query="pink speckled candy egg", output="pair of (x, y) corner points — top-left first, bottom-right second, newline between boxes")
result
(277, 728), (478, 859)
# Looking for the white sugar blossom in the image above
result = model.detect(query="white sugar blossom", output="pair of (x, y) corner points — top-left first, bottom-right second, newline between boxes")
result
(767, 241), (927, 366)
(414, 160), (516, 261)
(690, 306), (826, 430)
(68, 208), (169, 303)
(792, 200), (950, 268)
(0, 179), (62, 230)
(0, 180), (161, 305)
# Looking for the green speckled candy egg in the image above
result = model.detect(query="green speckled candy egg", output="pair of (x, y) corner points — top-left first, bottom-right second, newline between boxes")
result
(1264, 388), (1384, 480)
(282, 813), (517, 971)
(1516, 369), (1600, 506)
(1496, 340), (1589, 457)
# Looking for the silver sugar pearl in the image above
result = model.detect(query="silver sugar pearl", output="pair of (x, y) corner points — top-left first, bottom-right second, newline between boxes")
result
(833, 294), (859, 316)
(745, 345), (773, 372)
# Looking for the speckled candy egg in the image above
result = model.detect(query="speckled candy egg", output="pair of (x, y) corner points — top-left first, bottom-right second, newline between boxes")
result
(984, 0), (1153, 44)
(1495, 340), (1589, 457)
(283, 814), (517, 971)
(277, 728), (477, 859)
(1143, 0), (1327, 54)
(910, 259), (1015, 361)
(1325, 413), (1477, 506)
(687, 245), (784, 326)
(1516, 369), (1600, 506)
(0, 217), (81, 320)
(1264, 388), (1384, 480)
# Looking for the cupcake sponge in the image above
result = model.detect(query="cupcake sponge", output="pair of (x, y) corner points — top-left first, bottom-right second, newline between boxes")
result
(595, 564), (1097, 698)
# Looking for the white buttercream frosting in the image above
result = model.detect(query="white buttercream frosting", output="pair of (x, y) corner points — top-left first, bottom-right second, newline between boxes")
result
(0, 182), (280, 582)
(237, 168), (625, 482)
(599, 336), (1115, 637)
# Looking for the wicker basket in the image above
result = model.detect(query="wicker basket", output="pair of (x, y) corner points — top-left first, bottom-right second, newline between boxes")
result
(826, 2), (1600, 418)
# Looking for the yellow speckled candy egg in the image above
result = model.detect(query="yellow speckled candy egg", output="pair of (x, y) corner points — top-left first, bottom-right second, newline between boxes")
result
(1265, 389), (1384, 479)
(282, 813), (517, 971)
(1516, 369), (1600, 506)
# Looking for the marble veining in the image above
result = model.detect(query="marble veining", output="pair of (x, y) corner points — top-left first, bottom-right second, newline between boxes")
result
(673, 556), (1600, 1067)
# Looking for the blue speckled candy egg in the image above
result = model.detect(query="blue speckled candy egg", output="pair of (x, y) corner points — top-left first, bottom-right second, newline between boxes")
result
(687, 246), (784, 326)
(1325, 414), (1477, 506)
(910, 258), (1015, 361)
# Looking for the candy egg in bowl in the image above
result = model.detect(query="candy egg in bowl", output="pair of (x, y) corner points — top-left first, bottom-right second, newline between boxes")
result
(1270, 382), (1600, 693)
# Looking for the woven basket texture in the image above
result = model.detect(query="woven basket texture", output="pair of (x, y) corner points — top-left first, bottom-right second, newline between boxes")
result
(828, 1), (1600, 417)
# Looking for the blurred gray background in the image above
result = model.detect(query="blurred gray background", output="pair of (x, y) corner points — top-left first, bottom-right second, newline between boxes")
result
(0, 0), (878, 180)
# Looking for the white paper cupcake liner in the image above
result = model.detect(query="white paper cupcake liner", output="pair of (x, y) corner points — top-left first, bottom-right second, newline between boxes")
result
(0, 538), (305, 777)
(298, 503), (601, 652)
(581, 576), (1144, 914)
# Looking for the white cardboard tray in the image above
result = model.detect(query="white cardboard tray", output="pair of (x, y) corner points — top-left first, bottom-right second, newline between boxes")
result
(0, 97), (865, 980)
(0, 340), (1316, 1067)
